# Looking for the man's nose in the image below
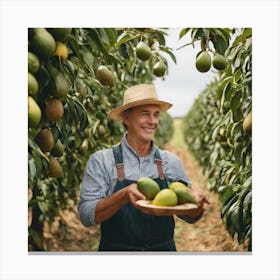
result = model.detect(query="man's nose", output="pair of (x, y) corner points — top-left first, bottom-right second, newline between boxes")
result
(148, 115), (157, 123)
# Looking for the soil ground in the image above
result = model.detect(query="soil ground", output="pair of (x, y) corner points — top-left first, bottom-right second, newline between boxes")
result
(43, 119), (248, 252)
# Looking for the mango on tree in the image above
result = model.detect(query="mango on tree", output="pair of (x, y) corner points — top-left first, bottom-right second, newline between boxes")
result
(97, 65), (115, 87)
(28, 96), (41, 127)
(212, 53), (228, 70)
(195, 51), (211, 73)
(153, 60), (166, 77)
(136, 41), (152, 61)
(29, 28), (56, 60)
(28, 27), (176, 251)
(44, 99), (64, 121)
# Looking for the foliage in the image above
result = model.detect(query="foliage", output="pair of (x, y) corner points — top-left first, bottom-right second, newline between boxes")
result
(181, 28), (252, 250)
(155, 111), (174, 148)
(28, 28), (175, 250)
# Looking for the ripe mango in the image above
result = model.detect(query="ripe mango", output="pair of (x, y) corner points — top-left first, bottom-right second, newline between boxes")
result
(137, 177), (160, 200)
(35, 128), (55, 153)
(45, 99), (64, 121)
(136, 42), (152, 61)
(54, 41), (68, 62)
(48, 156), (62, 178)
(195, 51), (211, 73)
(152, 188), (178, 206)
(169, 181), (188, 191)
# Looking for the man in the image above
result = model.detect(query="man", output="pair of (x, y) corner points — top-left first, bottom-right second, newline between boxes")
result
(78, 84), (209, 251)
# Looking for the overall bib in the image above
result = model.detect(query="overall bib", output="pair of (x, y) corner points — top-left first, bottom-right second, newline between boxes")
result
(98, 144), (176, 251)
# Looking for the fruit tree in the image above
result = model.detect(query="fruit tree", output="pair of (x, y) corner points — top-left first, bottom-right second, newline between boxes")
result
(28, 28), (175, 250)
(181, 28), (252, 250)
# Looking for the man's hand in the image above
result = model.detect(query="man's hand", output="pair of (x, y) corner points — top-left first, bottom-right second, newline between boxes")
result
(186, 188), (210, 219)
(125, 183), (146, 207)
(190, 188), (210, 209)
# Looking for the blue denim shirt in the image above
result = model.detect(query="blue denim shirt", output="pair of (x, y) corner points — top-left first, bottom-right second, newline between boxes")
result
(78, 133), (200, 227)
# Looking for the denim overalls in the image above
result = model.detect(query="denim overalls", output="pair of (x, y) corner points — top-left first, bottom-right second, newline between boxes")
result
(98, 144), (176, 251)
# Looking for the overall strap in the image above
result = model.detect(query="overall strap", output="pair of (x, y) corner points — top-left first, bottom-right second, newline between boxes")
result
(112, 144), (124, 181)
(154, 148), (165, 180)
(113, 144), (165, 181)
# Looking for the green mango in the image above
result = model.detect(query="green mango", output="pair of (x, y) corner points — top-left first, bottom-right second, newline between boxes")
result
(213, 53), (228, 70)
(29, 28), (56, 60)
(137, 177), (160, 200)
(136, 41), (152, 61)
(172, 187), (197, 205)
(28, 72), (39, 98)
(28, 96), (41, 127)
(51, 139), (64, 157)
(97, 66), (114, 87)
(47, 65), (70, 98)
(195, 51), (211, 73)
(153, 60), (166, 77)
(28, 52), (40, 74)
(47, 28), (72, 41)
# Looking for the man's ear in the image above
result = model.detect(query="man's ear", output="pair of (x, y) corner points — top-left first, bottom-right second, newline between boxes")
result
(123, 115), (129, 127)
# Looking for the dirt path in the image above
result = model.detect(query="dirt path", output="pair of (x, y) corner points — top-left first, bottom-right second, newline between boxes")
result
(166, 142), (247, 251)
(44, 119), (248, 252)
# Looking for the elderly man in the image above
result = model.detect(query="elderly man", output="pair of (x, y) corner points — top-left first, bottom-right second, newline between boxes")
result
(78, 84), (209, 251)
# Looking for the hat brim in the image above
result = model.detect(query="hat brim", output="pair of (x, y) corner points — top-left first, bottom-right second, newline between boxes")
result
(108, 99), (173, 121)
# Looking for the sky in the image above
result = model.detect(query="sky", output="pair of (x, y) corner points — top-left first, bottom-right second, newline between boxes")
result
(154, 28), (216, 118)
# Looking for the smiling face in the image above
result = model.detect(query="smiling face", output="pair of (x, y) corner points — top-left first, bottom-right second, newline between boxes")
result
(123, 104), (160, 144)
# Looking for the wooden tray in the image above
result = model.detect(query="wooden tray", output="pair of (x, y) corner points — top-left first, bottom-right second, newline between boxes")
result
(136, 200), (198, 216)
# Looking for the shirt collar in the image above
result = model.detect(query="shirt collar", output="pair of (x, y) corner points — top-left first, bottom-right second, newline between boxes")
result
(121, 132), (156, 159)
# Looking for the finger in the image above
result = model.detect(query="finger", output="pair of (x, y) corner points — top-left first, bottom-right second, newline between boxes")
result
(202, 197), (210, 204)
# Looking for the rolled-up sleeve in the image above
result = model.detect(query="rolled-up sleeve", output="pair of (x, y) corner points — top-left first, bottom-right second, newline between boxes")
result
(78, 152), (109, 227)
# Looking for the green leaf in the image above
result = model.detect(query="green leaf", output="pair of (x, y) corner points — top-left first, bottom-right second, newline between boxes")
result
(158, 46), (177, 64)
(28, 159), (37, 179)
(96, 28), (111, 52)
(28, 228), (43, 249)
(230, 90), (242, 113)
(104, 28), (118, 45)
(116, 32), (138, 49)
(210, 151), (218, 166)
(214, 35), (228, 55)
(216, 76), (233, 100)
(179, 28), (190, 39)
(220, 80), (232, 109)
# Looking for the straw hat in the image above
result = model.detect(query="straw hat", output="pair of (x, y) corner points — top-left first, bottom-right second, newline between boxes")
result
(108, 84), (172, 121)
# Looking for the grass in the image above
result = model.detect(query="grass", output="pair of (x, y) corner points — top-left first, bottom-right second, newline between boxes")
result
(170, 118), (187, 151)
